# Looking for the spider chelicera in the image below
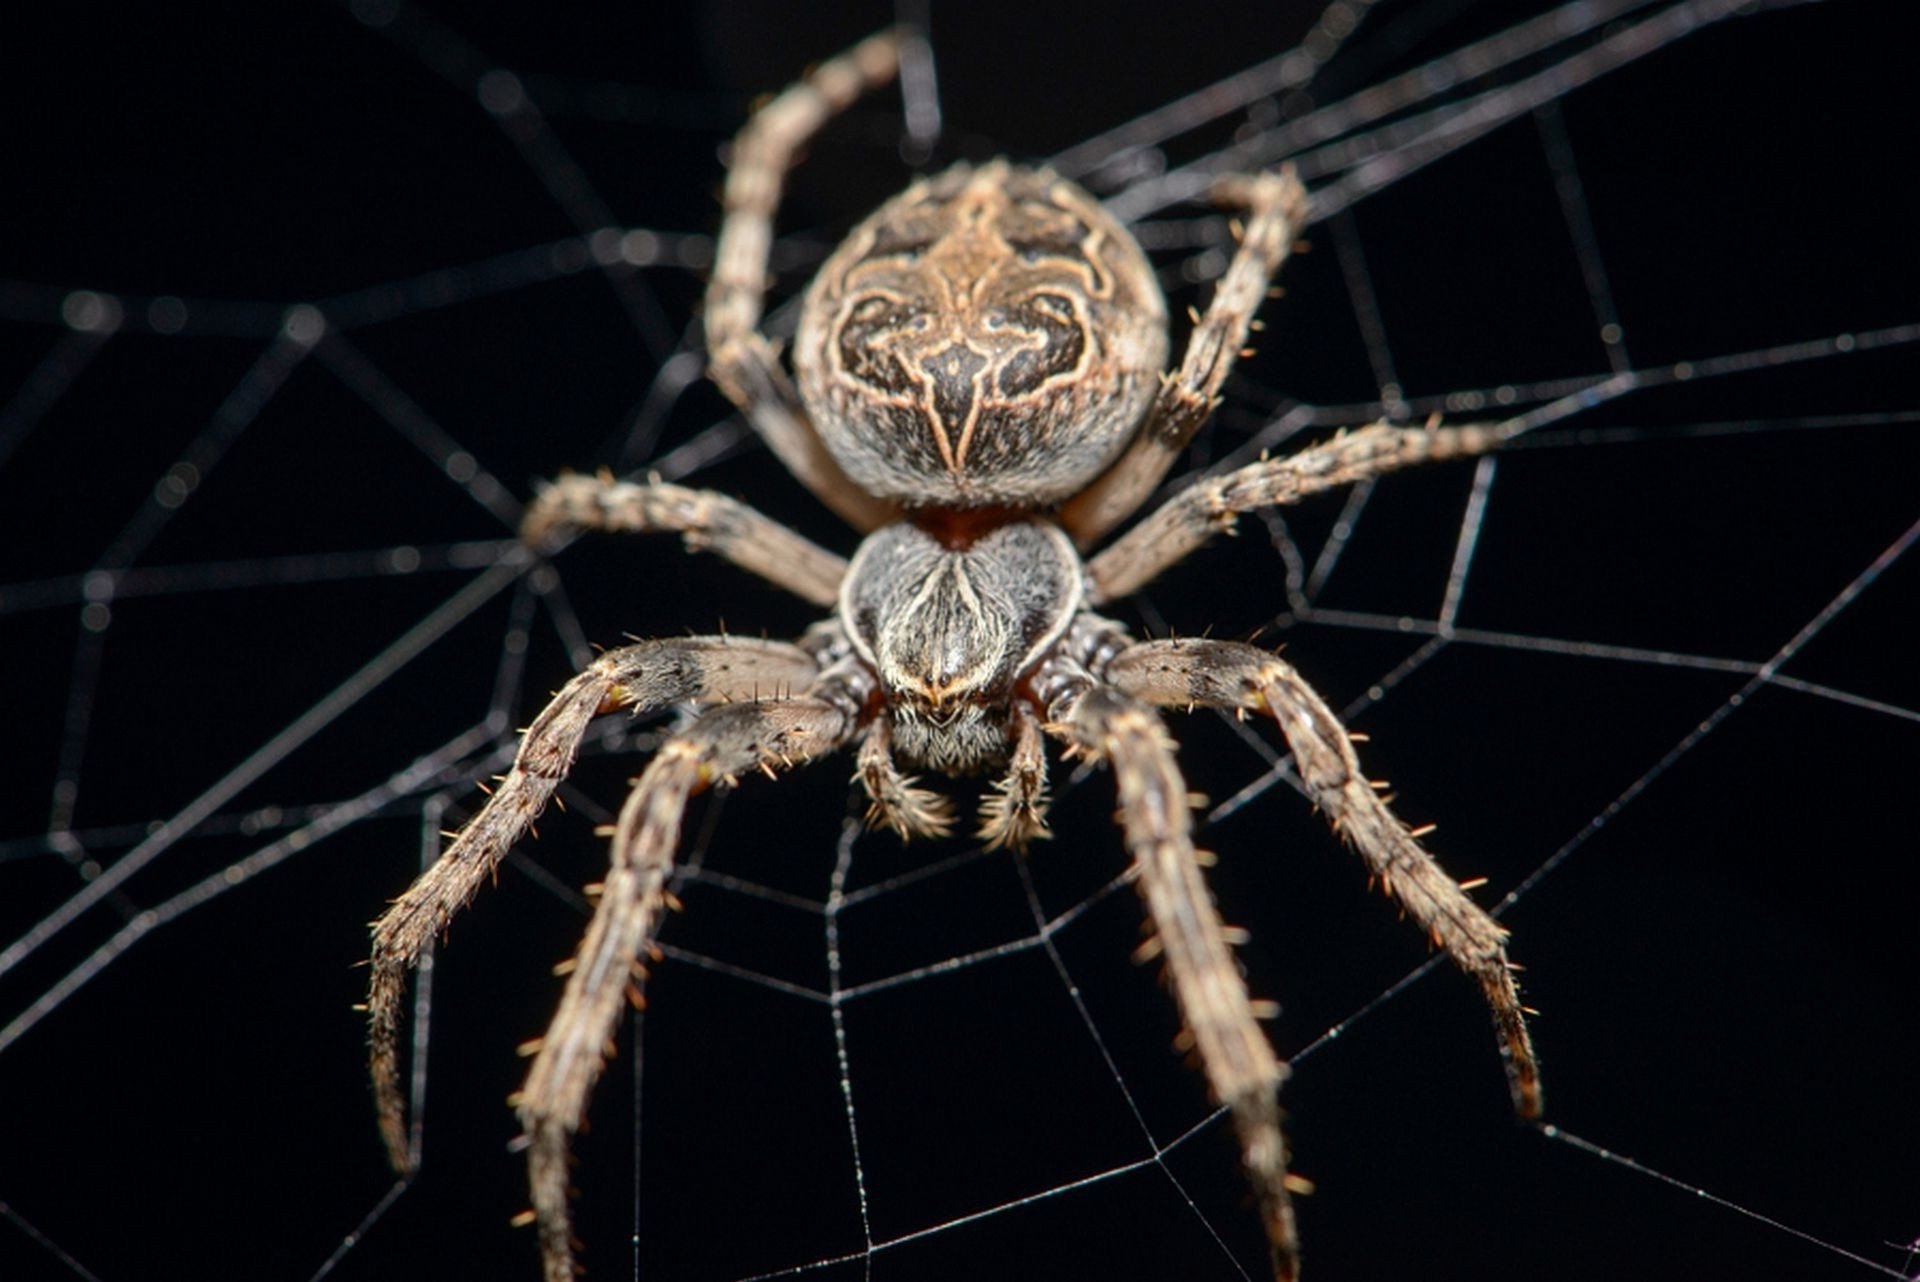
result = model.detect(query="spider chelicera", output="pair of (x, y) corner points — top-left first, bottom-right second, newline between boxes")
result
(368, 29), (1540, 1282)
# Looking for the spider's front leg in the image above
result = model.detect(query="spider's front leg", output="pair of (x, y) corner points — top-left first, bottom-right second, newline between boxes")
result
(516, 678), (862, 1282)
(1048, 680), (1301, 1282)
(366, 636), (823, 1173)
(1106, 637), (1542, 1118)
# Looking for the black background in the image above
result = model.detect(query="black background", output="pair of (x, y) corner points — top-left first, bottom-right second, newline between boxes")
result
(2, 3), (1915, 1281)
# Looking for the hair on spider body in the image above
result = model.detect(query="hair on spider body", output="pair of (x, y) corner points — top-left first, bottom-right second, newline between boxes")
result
(840, 518), (1080, 774)
(368, 29), (1538, 1282)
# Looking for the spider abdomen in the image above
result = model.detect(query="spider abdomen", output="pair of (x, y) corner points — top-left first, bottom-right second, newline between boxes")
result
(839, 517), (1082, 771)
(795, 162), (1168, 509)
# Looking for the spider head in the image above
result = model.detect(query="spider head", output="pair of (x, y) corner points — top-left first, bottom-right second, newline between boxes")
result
(861, 569), (1021, 774)
(841, 519), (1082, 772)
(795, 162), (1168, 509)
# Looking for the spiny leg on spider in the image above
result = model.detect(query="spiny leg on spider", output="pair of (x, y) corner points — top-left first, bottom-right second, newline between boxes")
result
(367, 28), (1537, 1282)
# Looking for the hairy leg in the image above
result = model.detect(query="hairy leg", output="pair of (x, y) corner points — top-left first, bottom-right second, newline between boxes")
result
(1087, 419), (1515, 603)
(367, 636), (821, 1172)
(1051, 682), (1300, 1282)
(516, 691), (859, 1282)
(1060, 168), (1310, 547)
(705, 29), (904, 532)
(1105, 637), (1541, 1118)
(522, 471), (848, 606)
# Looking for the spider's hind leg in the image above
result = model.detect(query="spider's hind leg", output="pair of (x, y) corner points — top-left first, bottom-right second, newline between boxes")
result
(1059, 168), (1310, 547)
(704, 29), (907, 532)
(366, 636), (822, 1174)
(515, 686), (860, 1282)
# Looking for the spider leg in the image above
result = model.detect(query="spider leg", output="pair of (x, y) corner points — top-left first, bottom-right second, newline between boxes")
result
(367, 636), (822, 1173)
(1086, 419), (1516, 603)
(1105, 637), (1542, 1119)
(1060, 168), (1310, 548)
(516, 689), (860, 1282)
(857, 717), (955, 841)
(705, 29), (906, 532)
(1051, 682), (1300, 1282)
(522, 472), (847, 606)
(977, 701), (1051, 850)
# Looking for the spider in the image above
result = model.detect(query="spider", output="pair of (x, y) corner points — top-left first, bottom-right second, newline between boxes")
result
(367, 29), (1541, 1282)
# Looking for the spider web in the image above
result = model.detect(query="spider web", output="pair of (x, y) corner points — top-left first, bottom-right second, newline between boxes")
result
(2, 2), (1915, 1280)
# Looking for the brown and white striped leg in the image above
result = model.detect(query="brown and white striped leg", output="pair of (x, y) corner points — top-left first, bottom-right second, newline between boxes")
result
(704, 29), (905, 532)
(367, 636), (822, 1173)
(1061, 168), (1311, 547)
(1105, 637), (1541, 1120)
(521, 472), (848, 607)
(1087, 420), (1516, 603)
(1052, 682), (1300, 1282)
(516, 691), (858, 1282)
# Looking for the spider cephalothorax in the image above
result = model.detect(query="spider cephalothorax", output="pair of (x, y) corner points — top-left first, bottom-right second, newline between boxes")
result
(841, 517), (1081, 775)
(369, 29), (1540, 1282)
